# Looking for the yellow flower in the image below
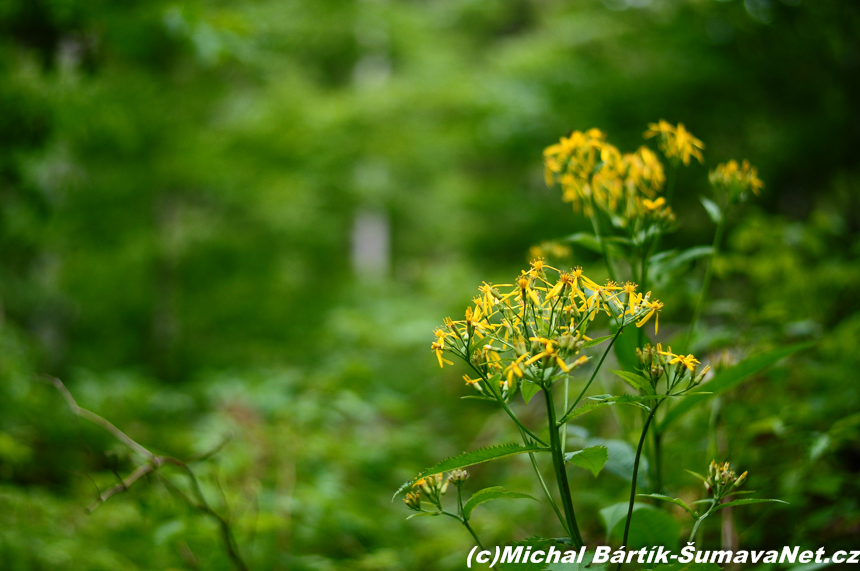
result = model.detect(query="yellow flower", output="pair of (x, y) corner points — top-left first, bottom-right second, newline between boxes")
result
(636, 298), (663, 334)
(659, 348), (700, 372)
(504, 354), (527, 386)
(431, 339), (453, 368)
(644, 120), (704, 166)
(515, 271), (542, 307)
(525, 337), (576, 372)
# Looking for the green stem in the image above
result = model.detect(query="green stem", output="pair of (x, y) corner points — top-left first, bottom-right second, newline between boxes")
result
(526, 443), (570, 538)
(469, 363), (548, 447)
(463, 518), (485, 551)
(689, 501), (716, 542)
(686, 217), (725, 352)
(442, 510), (486, 551)
(544, 387), (584, 548)
(560, 326), (623, 423)
(616, 402), (660, 571)
(653, 429), (663, 496)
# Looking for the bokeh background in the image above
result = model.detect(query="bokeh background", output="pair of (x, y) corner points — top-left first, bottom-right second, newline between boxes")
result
(1, 0), (858, 569)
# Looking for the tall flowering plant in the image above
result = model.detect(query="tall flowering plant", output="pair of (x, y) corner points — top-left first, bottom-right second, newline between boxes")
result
(396, 122), (788, 567)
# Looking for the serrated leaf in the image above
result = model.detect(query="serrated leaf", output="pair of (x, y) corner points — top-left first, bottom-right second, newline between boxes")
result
(660, 342), (814, 430)
(565, 445), (608, 477)
(558, 394), (651, 425)
(713, 498), (788, 511)
(691, 499), (716, 506)
(637, 493), (697, 516)
(392, 443), (549, 500)
(462, 486), (537, 520)
(699, 196), (723, 224)
(610, 370), (653, 393)
(580, 335), (612, 349)
(557, 401), (613, 424)
(521, 380), (541, 405)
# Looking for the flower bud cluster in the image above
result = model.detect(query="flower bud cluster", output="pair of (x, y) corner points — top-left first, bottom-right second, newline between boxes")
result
(403, 470), (470, 513)
(705, 460), (748, 499)
(709, 160), (763, 204)
(638, 343), (711, 393)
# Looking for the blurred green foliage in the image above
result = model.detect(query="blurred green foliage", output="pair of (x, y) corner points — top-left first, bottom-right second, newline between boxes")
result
(0, 0), (858, 569)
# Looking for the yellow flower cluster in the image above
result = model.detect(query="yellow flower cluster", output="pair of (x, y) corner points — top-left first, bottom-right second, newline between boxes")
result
(542, 127), (688, 237)
(431, 260), (664, 397)
(709, 159), (764, 201)
(543, 129), (668, 221)
(644, 120), (705, 166)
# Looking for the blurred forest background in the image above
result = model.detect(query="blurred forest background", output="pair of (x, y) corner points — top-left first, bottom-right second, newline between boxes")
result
(1, 0), (859, 569)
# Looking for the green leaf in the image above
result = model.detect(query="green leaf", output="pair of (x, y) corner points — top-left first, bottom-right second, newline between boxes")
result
(561, 232), (602, 253)
(603, 502), (680, 549)
(611, 323), (640, 374)
(564, 445), (608, 477)
(660, 342), (815, 430)
(557, 401), (613, 424)
(580, 335), (613, 349)
(460, 395), (497, 401)
(637, 493), (697, 516)
(610, 370), (653, 393)
(462, 486), (538, 520)
(587, 438), (649, 487)
(521, 380), (541, 405)
(405, 511), (439, 520)
(558, 394), (652, 424)
(699, 196), (723, 224)
(650, 246), (714, 278)
(392, 443), (549, 500)
(600, 501), (649, 538)
(713, 498), (788, 511)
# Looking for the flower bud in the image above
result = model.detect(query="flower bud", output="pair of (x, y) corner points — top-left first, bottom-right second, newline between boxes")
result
(404, 490), (421, 511)
(559, 334), (574, 351)
(448, 469), (469, 486)
(513, 338), (528, 357)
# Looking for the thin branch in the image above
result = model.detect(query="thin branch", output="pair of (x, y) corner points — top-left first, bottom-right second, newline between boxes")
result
(44, 376), (250, 571)
(87, 462), (157, 513)
(44, 376), (154, 460)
